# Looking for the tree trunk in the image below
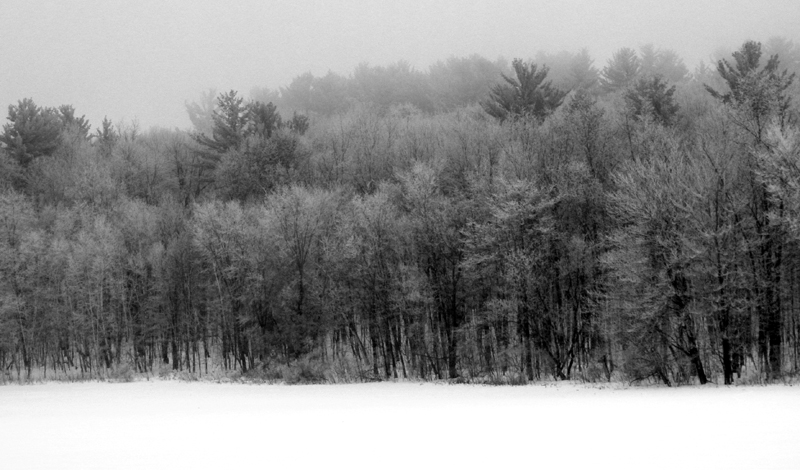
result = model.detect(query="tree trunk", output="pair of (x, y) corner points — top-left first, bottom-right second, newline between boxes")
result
(722, 337), (733, 385)
(519, 306), (534, 381)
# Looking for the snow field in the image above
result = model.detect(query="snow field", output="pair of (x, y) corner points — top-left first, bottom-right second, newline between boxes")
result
(0, 381), (798, 470)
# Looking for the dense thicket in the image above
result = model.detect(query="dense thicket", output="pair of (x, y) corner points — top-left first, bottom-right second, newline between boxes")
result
(2, 40), (800, 385)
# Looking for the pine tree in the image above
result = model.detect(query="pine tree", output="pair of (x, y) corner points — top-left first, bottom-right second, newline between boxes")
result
(600, 48), (641, 93)
(705, 40), (795, 142)
(482, 59), (565, 122)
(95, 117), (118, 158)
(248, 101), (282, 140)
(0, 99), (62, 167)
(706, 41), (797, 379)
(194, 90), (249, 154)
(639, 45), (688, 83)
(625, 76), (680, 125)
(57, 105), (91, 139)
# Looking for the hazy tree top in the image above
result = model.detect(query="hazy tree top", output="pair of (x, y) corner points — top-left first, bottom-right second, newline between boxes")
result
(1, 0), (798, 130)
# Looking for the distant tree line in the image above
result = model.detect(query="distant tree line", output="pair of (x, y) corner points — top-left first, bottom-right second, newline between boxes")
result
(1, 39), (800, 385)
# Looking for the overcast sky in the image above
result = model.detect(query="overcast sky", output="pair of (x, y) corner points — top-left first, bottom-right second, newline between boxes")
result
(2, 0), (799, 131)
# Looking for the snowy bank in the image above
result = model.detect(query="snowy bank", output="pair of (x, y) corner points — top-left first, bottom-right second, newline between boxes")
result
(0, 381), (797, 469)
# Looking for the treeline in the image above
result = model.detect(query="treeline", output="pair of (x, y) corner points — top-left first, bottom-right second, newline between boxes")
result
(1, 39), (800, 385)
(190, 44), (692, 124)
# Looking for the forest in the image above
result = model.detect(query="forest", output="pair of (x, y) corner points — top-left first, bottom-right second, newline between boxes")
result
(1, 38), (800, 386)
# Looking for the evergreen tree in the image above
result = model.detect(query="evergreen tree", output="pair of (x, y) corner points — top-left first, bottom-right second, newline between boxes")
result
(248, 101), (282, 140)
(706, 41), (797, 379)
(287, 112), (309, 135)
(705, 40), (795, 140)
(57, 105), (91, 139)
(601, 48), (641, 93)
(95, 117), (118, 158)
(570, 49), (600, 91)
(194, 90), (249, 154)
(482, 58), (565, 122)
(625, 76), (680, 125)
(639, 45), (688, 83)
(0, 98), (62, 167)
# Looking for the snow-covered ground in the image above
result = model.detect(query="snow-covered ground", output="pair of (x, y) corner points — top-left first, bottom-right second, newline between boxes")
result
(0, 381), (798, 470)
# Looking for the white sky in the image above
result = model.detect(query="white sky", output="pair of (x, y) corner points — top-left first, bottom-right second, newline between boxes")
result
(1, 0), (799, 130)
(1, 381), (799, 469)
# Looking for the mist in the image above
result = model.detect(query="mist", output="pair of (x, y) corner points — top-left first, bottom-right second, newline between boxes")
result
(1, 0), (798, 131)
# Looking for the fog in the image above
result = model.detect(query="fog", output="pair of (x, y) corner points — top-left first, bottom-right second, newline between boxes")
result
(1, 0), (798, 130)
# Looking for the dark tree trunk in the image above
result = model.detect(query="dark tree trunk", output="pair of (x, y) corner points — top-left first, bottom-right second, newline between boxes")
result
(446, 326), (458, 379)
(684, 315), (707, 385)
(722, 337), (733, 385)
(766, 281), (782, 380)
(370, 329), (380, 378)
(171, 333), (180, 371)
(688, 341), (707, 385)
(519, 305), (534, 381)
